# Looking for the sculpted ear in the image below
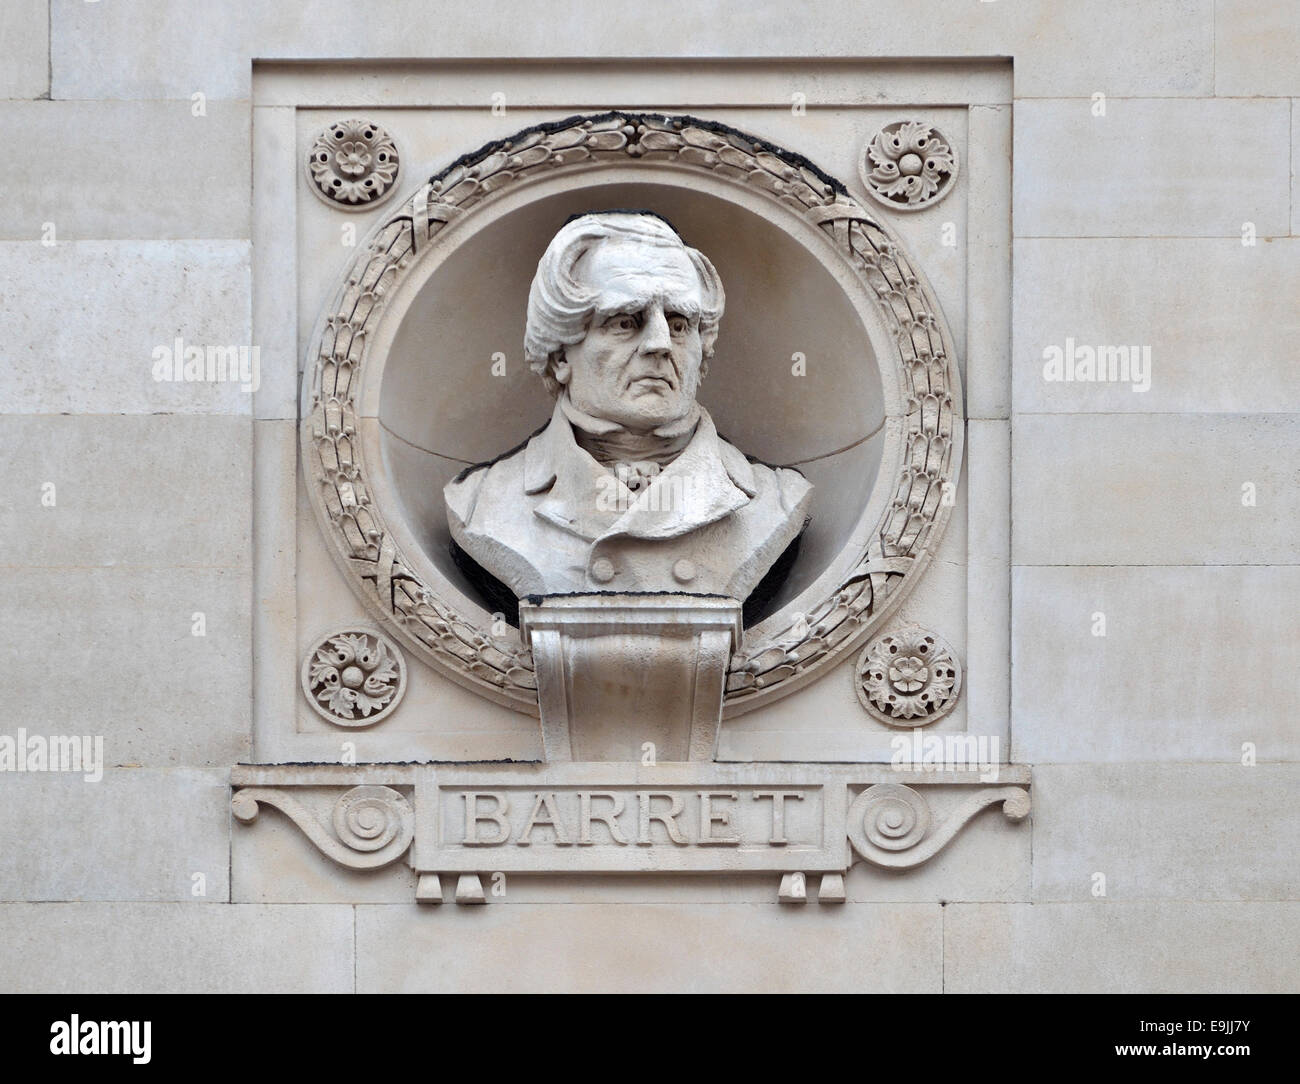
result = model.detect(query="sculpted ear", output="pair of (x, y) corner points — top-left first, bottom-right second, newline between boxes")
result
(553, 355), (572, 385)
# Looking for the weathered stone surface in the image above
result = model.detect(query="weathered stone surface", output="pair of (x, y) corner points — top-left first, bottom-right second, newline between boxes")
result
(523, 595), (742, 762)
(1013, 414), (1300, 567)
(252, 420), (297, 757)
(356, 902), (941, 992)
(1012, 566), (1300, 763)
(0, 567), (251, 766)
(0, 242), (252, 415)
(1014, 98), (1290, 239)
(965, 105), (1012, 420)
(1214, 0), (1300, 96)
(1014, 239), (1300, 414)
(251, 107), (298, 421)
(0, 1), (49, 99)
(946, 902), (1300, 992)
(1294, 103), (1300, 238)
(0, 903), (354, 992)
(0, 770), (231, 902)
(51, 0), (1211, 100)
(0, 100), (250, 240)
(1030, 765), (1300, 901)
(964, 420), (1009, 740)
(227, 764), (1029, 906)
(0, 414), (251, 568)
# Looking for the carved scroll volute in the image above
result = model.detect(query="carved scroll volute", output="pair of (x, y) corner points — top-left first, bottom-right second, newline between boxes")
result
(847, 783), (1030, 870)
(232, 785), (414, 869)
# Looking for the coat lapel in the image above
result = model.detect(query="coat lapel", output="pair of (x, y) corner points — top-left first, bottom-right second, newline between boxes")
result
(524, 402), (627, 540)
(604, 410), (755, 540)
(522, 401), (757, 543)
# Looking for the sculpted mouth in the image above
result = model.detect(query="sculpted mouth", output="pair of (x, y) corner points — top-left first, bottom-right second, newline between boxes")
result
(629, 375), (674, 392)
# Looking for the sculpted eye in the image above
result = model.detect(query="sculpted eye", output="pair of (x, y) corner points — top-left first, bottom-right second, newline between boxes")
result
(606, 313), (639, 332)
(666, 313), (691, 336)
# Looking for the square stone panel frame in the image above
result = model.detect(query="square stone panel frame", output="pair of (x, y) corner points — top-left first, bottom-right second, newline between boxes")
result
(249, 58), (1013, 766)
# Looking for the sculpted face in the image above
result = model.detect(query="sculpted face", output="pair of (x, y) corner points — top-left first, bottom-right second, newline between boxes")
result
(553, 236), (706, 431)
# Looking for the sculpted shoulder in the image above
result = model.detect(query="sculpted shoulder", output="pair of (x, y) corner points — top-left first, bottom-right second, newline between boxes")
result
(443, 443), (533, 530)
(770, 463), (813, 515)
(716, 436), (812, 518)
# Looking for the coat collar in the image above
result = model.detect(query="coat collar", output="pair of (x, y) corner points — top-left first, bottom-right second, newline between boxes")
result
(523, 399), (757, 541)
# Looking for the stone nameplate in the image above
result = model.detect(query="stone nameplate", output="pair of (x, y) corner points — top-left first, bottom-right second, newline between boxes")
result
(415, 764), (845, 875)
(232, 763), (1030, 903)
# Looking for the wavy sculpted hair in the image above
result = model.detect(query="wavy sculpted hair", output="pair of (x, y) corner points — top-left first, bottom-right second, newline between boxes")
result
(523, 211), (726, 396)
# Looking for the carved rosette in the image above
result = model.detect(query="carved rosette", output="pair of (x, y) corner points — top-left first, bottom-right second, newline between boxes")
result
(232, 785), (414, 869)
(301, 628), (406, 727)
(303, 112), (962, 713)
(307, 119), (400, 208)
(854, 627), (961, 727)
(859, 121), (958, 211)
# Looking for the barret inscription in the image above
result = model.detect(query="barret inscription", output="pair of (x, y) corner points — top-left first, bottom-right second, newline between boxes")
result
(457, 788), (815, 848)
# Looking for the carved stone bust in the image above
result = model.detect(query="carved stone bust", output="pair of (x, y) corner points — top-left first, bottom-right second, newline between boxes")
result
(444, 211), (812, 616)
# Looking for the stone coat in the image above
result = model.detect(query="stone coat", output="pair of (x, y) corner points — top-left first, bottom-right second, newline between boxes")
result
(444, 402), (812, 601)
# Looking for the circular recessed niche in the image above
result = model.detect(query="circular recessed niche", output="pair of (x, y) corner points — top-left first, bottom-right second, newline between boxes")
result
(378, 178), (885, 623)
(302, 113), (962, 718)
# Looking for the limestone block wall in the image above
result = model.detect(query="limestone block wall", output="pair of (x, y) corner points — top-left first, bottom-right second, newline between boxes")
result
(1, 0), (1295, 992)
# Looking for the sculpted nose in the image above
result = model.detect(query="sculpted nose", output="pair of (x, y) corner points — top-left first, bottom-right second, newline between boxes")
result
(638, 305), (672, 357)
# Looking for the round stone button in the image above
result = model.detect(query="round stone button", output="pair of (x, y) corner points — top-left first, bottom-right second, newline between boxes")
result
(672, 558), (697, 584)
(589, 557), (616, 584)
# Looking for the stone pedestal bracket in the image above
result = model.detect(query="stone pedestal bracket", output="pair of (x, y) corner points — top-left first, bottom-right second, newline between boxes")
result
(232, 764), (1029, 903)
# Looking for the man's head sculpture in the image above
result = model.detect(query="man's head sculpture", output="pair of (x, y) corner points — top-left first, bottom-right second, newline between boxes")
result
(444, 210), (813, 620)
(524, 212), (724, 429)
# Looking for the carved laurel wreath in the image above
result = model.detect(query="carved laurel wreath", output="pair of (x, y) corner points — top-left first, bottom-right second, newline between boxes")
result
(302, 112), (961, 713)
